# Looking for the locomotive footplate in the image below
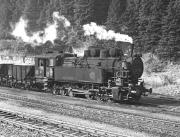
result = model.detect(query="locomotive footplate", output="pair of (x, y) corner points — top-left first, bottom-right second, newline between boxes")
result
(66, 88), (89, 95)
(112, 86), (152, 102)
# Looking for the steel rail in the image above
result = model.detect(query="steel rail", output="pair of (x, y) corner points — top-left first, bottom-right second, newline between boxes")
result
(0, 109), (124, 137)
(0, 91), (180, 136)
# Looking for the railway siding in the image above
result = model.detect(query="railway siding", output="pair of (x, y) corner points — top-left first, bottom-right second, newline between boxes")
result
(0, 92), (179, 136)
(0, 109), (122, 137)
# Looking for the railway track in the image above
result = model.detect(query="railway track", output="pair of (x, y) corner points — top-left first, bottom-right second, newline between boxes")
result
(1, 86), (180, 115)
(0, 92), (180, 136)
(1, 86), (180, 120)
(0, 108), (123, 137)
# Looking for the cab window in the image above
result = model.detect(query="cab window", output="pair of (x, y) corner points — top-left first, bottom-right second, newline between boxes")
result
(49, 58), (54, 66)
(38, 59), (44, 66)
(38, 58), (49, 67)
(56, 56), (63, 66)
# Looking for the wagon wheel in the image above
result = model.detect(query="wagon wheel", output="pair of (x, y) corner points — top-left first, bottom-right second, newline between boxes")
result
(85, 94), (91, 99)
(107, 98), (113, 103)
(95, 94), (102, 102)
(69, 90), (74, 97)
(104, 95), (111, 102)
(60, 89), (65, 96)
(101, 94), (110, 102)
(27, 85), (31, 91)
(67, 87), (74, 97)
(118, 92), (123, 102)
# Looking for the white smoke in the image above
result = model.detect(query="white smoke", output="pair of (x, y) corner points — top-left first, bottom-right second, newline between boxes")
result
(11, 17), (42, 43)
(11, 11), (132, 57)
(11, 12), (71, 44)
(73, 47), (86, 57)
(83, 22), (133, 44)
(53, 12), (71, 27)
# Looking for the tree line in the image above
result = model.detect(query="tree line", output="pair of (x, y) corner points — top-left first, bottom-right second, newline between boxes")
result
(0, 0), (180, 59)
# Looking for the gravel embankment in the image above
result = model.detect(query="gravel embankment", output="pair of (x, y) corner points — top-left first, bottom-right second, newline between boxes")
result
(1, 87), (180, 117)
(0, 122), (46, 137)
(0, 92), (179, 137)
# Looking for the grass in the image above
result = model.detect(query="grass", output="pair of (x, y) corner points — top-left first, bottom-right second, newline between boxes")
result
(142, 53), (180, 96)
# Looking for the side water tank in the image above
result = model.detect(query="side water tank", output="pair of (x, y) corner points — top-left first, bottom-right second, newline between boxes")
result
(90, 48), (100, 57)
(84, 50), (90, 57)
(100, 49), (109, 58)
(109, 48), (122, 57)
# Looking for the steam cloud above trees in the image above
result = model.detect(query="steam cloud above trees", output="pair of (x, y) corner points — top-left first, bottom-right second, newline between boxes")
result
(83, 22), (133, 44)
(11, 12), (71, 45)
(12, 11), (133, 46)
(10, 9), (133, 56)
(0, 0), (179, 59)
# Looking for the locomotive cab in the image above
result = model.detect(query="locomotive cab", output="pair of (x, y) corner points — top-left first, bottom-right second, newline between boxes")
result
(35, 52), (59, 80)
(34, 52), (58, 91)
(34, 52), (77, 91)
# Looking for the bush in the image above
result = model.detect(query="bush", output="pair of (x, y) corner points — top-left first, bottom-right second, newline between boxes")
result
(144, 54), (167, 74)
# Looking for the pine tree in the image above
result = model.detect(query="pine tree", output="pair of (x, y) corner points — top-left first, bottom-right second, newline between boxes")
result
(58, 0), (75, 24)
(10, 0), (26, 23)
(24, 0), (48, 32)
(137, 0), (170, 53)
(106, 0), (127, 31)
(144, 0), (163, 53)
(93, 0), (110, 25)
(137, 0), (153, 52)
(119, 0), (141, 51)
(0, 0), (16, 39)
(73, 0), (95, 26)
(159, 0), (180, 60)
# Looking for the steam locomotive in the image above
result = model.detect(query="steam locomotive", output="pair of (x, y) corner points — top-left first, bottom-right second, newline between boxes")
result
(0, 44), (152, 102)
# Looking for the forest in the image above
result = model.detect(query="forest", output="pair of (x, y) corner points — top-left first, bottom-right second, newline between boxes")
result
(0, 0), (180, 60)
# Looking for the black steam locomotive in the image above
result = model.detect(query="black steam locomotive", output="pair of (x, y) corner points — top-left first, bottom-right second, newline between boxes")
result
(0, 44), (152, 102)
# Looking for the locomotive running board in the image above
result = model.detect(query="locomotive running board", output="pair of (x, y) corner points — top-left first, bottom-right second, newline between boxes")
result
(65, 88), (89, 95)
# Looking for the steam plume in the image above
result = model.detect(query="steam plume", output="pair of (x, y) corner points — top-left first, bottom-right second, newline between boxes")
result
(83, 22), (133, 44)
(11, 12), (71, 44)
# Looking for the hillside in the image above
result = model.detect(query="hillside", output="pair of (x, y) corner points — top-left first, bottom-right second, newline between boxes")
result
(0, 0), (180, 60)
(142, 53), (180, 96)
